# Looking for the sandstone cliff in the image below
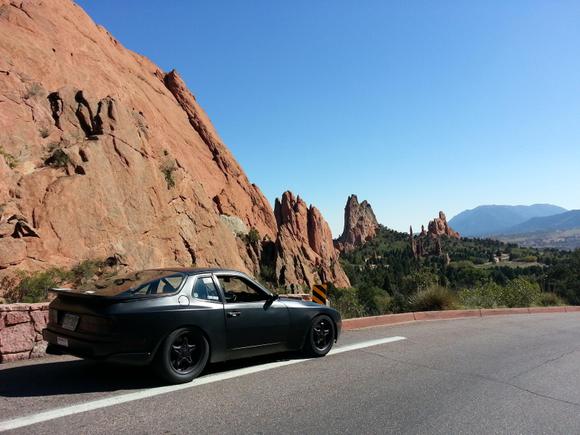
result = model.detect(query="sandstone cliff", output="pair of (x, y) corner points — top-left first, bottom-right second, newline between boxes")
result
(427, 211), (460, 239)
(0, 0), (348, 291)
(335, 195), (379, 252)
(273, 192), (350, 290)
(410, 211), (459, 260)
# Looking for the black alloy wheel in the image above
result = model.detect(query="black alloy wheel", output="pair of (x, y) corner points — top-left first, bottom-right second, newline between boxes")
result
(154, 328), (209, 384)
(170, 331), (202, 374)
(304, 315), (335, 357)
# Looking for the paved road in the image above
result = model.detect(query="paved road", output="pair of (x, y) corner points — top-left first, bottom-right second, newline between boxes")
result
(2, 313), (580, 434)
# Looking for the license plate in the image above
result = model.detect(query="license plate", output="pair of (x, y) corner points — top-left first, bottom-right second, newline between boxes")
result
(57, 336), (69, 347)
(61, 313), (79, 331)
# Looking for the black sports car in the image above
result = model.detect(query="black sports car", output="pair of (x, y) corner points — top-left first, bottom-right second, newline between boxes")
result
(43, 268), (341, 383)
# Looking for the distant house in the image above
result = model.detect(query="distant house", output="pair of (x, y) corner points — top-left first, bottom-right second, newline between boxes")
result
(492, 253), (510, 263)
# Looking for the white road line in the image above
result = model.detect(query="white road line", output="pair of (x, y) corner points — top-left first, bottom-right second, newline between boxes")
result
(0, 336), (405, 432)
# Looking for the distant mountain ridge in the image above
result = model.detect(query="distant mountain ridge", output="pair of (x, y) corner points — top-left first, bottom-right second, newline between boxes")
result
(502, 210), (580, 235)
(449, 204), (567, 237)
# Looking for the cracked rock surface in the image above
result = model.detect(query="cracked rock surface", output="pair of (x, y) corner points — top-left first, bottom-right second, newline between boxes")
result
(0, 0), (348, 290)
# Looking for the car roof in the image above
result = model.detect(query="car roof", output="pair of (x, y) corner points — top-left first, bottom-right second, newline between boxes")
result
(147, 267), (248, 276)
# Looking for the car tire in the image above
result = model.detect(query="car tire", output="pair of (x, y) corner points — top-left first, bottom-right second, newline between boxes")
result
(153, 328), (209, 384)
(303, 315), (335, 357)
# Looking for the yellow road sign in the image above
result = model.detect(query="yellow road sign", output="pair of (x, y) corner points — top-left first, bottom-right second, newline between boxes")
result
(312, 284), (328, 305)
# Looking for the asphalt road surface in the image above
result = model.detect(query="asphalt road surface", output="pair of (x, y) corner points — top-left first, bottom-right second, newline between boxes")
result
(2, 313), (580, 434)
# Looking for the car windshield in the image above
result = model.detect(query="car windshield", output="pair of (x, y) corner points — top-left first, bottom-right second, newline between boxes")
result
(76, 270), (186, 297)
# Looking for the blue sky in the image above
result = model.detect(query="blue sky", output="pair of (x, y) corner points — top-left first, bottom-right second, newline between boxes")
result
(77, 0), (580, 235)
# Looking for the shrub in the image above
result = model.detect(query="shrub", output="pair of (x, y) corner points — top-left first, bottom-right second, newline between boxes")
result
(545, 250), (580, 305)
(458, 281), (504, 309)
(357, 286), (393, 316)
(0, 146), (17, 169)
(45, 148), (70, 168)
(536, 292), (565, 307)
(327, 287), (367, 319)
(501, 277), (541, 307)
(8, 268), (72, 303)
(160, 159), (177, 189)
(458, 278), (541, 308)
(71, 259), (105, 283)
(400, 270), (439, 294)
(389, 292), (410, 313)
(409, 286), (457, 312)
(258, 264), (276, 286)
(516, 255), (538, 263)
(446, 261), (488, 288)
(3, 259), (116, 303)
(245, 228), (260, 246)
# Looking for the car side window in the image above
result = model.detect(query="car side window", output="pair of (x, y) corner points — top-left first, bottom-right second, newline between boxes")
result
(130, 274), (185, 295)
(192, 276), (221, 302)
(217, 275), (267, 303)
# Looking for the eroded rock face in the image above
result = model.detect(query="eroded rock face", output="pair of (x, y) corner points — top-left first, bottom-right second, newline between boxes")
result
(335, 195), (379, 252)
(0, 0), (347, 292)
(427, 211), (460, 239)
(273, 192), (350, 290)
(410, 211), (459, 259)
(0, 0), (275, 277)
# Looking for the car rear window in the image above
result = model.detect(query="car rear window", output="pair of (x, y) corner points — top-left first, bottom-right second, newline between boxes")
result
(77, 270), (186, 297)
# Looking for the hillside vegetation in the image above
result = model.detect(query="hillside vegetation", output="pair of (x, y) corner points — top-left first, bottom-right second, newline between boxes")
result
(334, 226), (579, 318)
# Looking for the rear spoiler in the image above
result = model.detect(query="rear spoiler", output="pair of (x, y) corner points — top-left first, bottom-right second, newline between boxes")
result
(49, 287), (168, 302)
(50, 287), (78, 293)
(49, 287), (116, 300)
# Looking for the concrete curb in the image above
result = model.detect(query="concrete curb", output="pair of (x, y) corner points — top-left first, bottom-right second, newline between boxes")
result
(342, 306), (579, 330)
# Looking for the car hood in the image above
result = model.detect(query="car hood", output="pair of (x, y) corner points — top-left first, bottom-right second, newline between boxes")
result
(279, 298), (323, 308)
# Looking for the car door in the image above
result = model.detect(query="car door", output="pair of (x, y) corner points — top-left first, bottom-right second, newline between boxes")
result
(172, 274), (229, 363)
(214, 273), (290, 357)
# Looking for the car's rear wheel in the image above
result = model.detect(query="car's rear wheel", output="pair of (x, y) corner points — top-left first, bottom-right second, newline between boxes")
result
(154, 328), (209, 384)
(303, 315), (335, 357)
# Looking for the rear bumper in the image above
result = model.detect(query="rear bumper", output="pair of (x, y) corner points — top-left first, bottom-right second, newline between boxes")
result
(43, 329), (153, 366)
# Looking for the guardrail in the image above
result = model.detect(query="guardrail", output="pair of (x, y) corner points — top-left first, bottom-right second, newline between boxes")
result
(342, 306), (580, 330)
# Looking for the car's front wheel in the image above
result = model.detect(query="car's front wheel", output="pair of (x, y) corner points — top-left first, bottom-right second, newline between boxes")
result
(154, 328), (209, 384)
(303, 315), (335, 357)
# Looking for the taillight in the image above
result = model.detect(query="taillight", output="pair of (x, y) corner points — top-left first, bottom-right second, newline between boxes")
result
(79, 315), (114, 335)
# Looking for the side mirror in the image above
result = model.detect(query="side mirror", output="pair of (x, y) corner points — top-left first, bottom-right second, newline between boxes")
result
(263, 293), (279, 309)
(224, 291), (237, 303)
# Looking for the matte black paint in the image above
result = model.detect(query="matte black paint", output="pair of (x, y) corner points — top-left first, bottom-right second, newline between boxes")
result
(43, 269), (342, 365)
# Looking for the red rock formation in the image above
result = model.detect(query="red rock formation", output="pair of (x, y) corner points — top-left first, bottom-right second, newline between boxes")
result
(335, 195), (379, 253)
(409, 211), (459, 259)
(410, 226), (417, 258)
(273, 192), (350, 290)
(0, 0), (349, 292)
(427, 211), (460, 239)
(0, 0), (277, 278)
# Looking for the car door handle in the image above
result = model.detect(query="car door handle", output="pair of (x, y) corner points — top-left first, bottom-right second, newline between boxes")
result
(227, 311), (241, 318)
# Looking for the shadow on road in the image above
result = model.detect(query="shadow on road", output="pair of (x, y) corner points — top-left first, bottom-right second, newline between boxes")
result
(0, 352), (304, 398)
